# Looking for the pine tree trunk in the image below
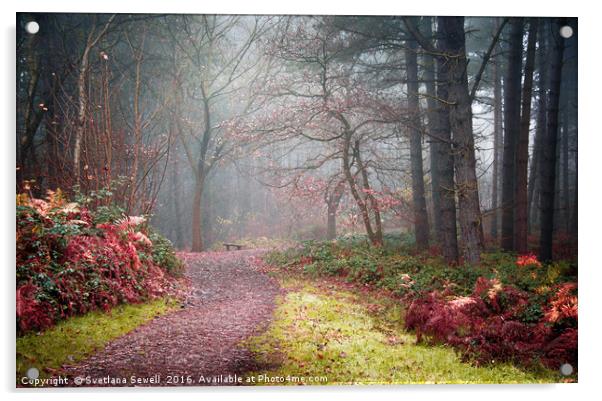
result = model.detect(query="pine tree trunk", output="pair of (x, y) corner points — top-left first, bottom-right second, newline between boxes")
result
(501, 18), (524, 251)
(570, 157), (577, 240)
(528, 23), (548, 234)
(539, 18), (566, 262)
(439, 16), (483, 264)
(514, 19), (537, 253)
(403, 16), (458, 263)
(405, 37), (430, 250)
(491, 29), (503, 239)
(433, 19), (460, 264)
(562, 107), (570, 234)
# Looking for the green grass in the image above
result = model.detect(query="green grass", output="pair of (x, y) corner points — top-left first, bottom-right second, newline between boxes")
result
(16, 298), (178, 381)
(244, 278), (560, 385)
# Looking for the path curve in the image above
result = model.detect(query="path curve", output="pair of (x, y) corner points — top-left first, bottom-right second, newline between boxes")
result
(64, 249), (280, 386)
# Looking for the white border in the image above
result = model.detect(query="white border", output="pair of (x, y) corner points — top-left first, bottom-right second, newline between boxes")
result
(2, 1), (598, 401)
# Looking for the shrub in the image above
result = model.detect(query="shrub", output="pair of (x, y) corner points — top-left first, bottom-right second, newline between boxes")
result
(405, 277), (577, 369)
(149, 229), (184, 276)
(16, 190), (184, 334)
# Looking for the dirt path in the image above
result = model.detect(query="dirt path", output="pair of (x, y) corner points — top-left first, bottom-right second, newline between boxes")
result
(64, 249), (280, 386)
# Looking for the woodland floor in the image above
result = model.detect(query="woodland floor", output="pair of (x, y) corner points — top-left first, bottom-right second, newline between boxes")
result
(57, 248), (558, 387)
(62, 249), (281, 386)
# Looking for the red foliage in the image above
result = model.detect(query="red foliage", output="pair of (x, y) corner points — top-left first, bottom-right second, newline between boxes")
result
(16, 194), (182, 333)
(544, 282), (578, 324)
(16, 283), (55, 332)
(405, 277), (577, 369)
(516, 254), (542, 268)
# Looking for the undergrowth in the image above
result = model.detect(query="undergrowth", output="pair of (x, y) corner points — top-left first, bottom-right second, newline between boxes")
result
(16, 188), (185, 334)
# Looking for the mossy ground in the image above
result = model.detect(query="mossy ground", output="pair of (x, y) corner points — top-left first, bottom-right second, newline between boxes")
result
(16, 298), (178, 382)
(244, 276), (560, 385)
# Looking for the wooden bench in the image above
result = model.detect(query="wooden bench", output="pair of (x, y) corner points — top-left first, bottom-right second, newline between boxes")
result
(224, 243), (244, 251)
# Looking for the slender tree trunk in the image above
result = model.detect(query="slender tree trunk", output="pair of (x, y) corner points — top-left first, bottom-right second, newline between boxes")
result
(528, 23), (548, 234)
(128, 50), (143, 214)
(355, 140), (384, 245)
(562, 106), (570, 234)
(171, 156), (184, 249)
(326, 182), (344, 240)
(405, 37), (430, 249)
(73, 45), (91, 188)
(191, 178), (205, 252)
(491, 29), (503, 239)
(570, 155), (577, 240)
(501, 18), (524, 251)
(327, 202), (337, 240)
(341, 131), (381, 246)
(203, 183), (213, 249)
(539, 18), (566, 262)
(422, 19), (443, 244)
(439, 16), (483, 264)
(514, 19), (537, 253)
(72, 16), (115, 189)
(189, 90), (212, 252)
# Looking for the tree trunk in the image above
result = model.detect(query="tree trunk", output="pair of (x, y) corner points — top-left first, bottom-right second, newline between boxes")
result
(528, 22), (548, 234)
(341, 131), (381, 246)
(432, 20), (460, 264)
(570, 154), (577, 240)
(72, 17), (115, 188)
(326, 181), (344, 240)
(514, 19), (537, 253)
(562, 110), (570, 233)
(355, 140), (384, 245)
(422, 19), (443, 243)
(501, 18), (524, 251)
(191, 179), (205, 252)
(539, 18), (566, 262)
(491, 24), (503, 239)
(127, 50), (143, 214)
(405, 37), (430, 249)
(439, 16), (483, 264)
(327, 202), (337, 240)
(73, 45), (91, 188)
(171, 157), (184, 249)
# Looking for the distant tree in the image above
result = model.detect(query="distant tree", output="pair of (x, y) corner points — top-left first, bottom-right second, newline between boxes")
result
(167, 15), (271, 251)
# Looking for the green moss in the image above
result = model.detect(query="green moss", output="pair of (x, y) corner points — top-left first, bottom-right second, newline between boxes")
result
(16, 298), (178, 381)
(244, 279), (559, 384)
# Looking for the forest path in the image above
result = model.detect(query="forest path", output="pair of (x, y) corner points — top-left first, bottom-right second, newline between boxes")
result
(65, 249), (280, 386)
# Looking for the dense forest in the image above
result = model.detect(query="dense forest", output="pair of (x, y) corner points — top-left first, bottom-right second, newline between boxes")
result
(17, 14), (577, 262)
(16, 14), (578, 386)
